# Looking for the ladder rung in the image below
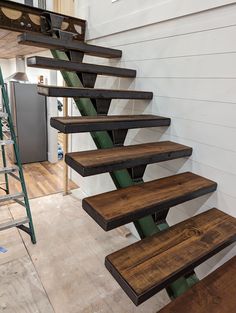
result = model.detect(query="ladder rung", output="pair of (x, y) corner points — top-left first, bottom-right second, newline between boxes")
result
(0, 140), (14, 146)
(9, 172), (21, 182)
(0, 217), (29, 231)
(0, 112), (8, 119)
(0, 166), (18, 175)
(0, 192), (24, 203)
(14, 198), (27, 207)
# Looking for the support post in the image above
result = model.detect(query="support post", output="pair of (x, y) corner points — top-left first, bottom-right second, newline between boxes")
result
(0, 121), (9, 194)
(63, 89), (71, 196)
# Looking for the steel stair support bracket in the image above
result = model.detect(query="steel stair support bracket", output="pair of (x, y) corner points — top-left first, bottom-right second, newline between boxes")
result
(68, 50), (84, 63)
(94, 99), (111, 116)
(50, 49), (197, 297)
(153, 207), (170, 225)
(108, 129), (128, 147)
(128, 165), (147, 183)
(40, 12), (65, 36)
(80, 73), (97, 88)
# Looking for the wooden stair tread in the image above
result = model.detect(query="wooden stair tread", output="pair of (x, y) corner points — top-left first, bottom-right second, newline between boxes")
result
(105, 208), (236, 305)
(65, 141), (192, 176)
(82, 172), (217, 231)
(37, 85), (153, 100)
(27, 56), (136, 78)
(50, 115), (171, 133)
(19, 33), (122, 58)
(159, 256), (236, 313)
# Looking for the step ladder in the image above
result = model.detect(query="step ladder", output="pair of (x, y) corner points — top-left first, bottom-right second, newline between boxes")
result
(0, 67), (36, 244)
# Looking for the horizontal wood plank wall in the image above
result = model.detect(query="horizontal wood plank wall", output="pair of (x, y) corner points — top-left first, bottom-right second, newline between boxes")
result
(72, 0), (236, 276)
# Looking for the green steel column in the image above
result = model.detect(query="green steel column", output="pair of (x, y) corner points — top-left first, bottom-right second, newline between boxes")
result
(51, 49), (195, 297)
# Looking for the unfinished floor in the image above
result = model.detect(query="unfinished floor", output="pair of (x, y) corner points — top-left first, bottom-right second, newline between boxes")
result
(0, 191), (170, 313)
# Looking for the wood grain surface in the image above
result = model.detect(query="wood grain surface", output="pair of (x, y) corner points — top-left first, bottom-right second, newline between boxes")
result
(105, 209), (236, 305)
(50, 114), (170, 133)
(0, 158), (77, 199)
(0, 30), (46, 59)
(19, 32), (122, 58)
(158, 256), (236, 313)
(83, 172), (217, 230)
(27, 56), (136, 77)
(65, 141), (192, 176)
(37, 85), (153, 99)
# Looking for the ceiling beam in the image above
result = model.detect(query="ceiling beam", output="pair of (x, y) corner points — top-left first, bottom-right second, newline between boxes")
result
(0, 0), (86, 41)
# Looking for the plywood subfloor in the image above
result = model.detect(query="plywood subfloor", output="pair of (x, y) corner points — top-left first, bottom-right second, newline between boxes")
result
(0, 160), (78, 199)
(0, 30), (47, 59)
(0, 192), (170, 313)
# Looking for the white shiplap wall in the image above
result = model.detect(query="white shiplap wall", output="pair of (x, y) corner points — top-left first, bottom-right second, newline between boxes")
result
(0, 59), (16, 79)
(72, 0), (236, 277)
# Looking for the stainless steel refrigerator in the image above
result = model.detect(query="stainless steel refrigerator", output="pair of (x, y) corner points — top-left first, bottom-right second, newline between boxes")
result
(9, 82), (47, 164)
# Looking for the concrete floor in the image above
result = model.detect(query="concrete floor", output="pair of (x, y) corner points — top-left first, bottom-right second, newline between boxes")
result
(0, 190), (170, 313)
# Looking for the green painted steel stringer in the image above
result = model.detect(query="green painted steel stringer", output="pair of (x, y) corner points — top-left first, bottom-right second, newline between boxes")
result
(51, 49), (198, 297)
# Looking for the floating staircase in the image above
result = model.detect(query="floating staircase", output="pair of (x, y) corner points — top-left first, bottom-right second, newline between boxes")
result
(13, 5), (236, 311)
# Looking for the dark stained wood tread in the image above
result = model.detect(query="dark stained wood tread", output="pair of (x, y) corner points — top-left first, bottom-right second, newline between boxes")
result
(105, 208), (236, 306)
(19, 33), (122, 58)
(50, 115), (171, 133)
(158, 256), (236, 313)
(65, 141), (192, 176)
(37, 85), (153, 100)
(82, 172), (217, 231)
(27, 56), (136, 78)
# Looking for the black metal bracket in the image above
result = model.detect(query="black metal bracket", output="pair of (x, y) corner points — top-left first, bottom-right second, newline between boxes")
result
(57, 29), (76, 41)
(80, 73), (97, 88)
(108, 129), (128, 147)
(93, 99), (111, 115)
(41, 12), (64, 35)
(153, 207), (170, 224)
(68, 50), (84, 63)
(41, 12), (79, 40)
(128, 165), (147, 183)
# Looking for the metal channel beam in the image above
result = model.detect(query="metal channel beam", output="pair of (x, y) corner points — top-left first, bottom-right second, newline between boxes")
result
(0, 0), (86, 40)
